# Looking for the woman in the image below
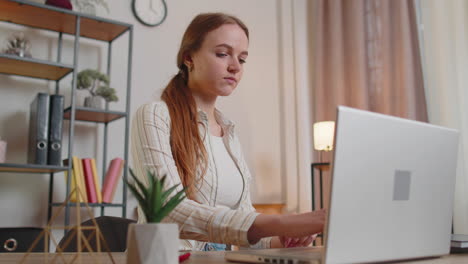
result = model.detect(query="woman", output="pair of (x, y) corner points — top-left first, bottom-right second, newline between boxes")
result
(131, 12), (325, 251)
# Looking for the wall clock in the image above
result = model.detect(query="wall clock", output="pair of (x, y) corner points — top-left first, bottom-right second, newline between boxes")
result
(132, 0), (167, 27)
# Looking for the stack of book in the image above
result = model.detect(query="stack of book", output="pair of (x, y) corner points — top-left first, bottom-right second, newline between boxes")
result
(451, 234), (468, 253)
(64, 157), (124, 204)
(28, 93), (64, 166)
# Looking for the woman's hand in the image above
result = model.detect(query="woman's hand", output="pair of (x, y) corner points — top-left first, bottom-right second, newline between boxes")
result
(270, 234), (318, 248)
(277, 209), (326, 238)
(247, 209), (326, 245)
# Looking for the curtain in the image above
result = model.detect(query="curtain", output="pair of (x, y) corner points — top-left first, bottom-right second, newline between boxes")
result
(418, 0), (468, 234)
(310, 0), (428, 209)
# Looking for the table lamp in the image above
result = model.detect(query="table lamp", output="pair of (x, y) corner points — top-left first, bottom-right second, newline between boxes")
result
(313, 121), (335, 162)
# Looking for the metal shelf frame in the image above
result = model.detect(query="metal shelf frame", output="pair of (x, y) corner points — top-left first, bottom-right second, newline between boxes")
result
(0, 163), (68, 173)
(0, 0), (133, 236)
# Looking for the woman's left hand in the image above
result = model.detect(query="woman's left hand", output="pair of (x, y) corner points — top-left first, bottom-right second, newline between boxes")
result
(271, 234), (318, 248)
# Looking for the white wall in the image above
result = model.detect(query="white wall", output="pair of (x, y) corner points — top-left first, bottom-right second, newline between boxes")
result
(0, 0), (311, 229)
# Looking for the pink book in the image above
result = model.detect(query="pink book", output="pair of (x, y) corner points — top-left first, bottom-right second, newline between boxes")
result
(82, 158), (98, 203)
(109, 160), (125, 202)
(102, 158), (124, 203)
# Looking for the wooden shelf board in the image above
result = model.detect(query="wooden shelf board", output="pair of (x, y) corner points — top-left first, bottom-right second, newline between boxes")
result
(64, 107), (126, 123)
(0, 163), (67, 173)
(0, 0), (130, 42)
(0, 54), (73, 80)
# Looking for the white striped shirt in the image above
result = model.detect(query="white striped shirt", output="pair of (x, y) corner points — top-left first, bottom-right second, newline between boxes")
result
(131, 101), (272, 250)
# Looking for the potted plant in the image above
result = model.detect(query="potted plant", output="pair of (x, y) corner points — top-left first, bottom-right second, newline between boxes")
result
(125, 168), (186, 264)
(76, 69), (118, 109)
(3, 33), (32, 58)
(71, 0), (109, 15)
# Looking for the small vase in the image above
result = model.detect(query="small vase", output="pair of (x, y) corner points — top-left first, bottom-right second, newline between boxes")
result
(84, 96), (105, 109)
(126, 223), (179, 264)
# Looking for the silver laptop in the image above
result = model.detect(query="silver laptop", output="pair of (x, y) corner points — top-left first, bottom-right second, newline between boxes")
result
(225, 106), (459, 264)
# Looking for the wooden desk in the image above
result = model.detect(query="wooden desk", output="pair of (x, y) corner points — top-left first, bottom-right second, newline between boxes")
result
(1, 252), (468, 263)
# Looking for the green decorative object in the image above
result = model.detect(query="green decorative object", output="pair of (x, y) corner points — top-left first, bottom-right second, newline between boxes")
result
(125, 168), (186, 223)
(126, 168), (184, 263)
(77, 69), (117, 108)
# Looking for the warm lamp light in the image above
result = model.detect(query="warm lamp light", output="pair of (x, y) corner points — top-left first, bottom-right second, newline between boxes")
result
(313, 121), (335, 161)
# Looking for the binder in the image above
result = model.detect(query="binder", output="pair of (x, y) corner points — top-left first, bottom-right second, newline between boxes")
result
(47, 94), (64, 165)
(28, 93), (50, 165)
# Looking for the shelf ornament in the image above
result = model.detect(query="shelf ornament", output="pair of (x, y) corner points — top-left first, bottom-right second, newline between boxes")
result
(3, 32), (32, 58)
(125, 168), (186, 264)
(77, 69), (118, 109)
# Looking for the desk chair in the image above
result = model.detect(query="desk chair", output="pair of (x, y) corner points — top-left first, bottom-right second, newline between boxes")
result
(57, 216), (136, 252)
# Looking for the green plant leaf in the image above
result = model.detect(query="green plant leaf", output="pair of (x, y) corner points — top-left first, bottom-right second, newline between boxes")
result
(129, 168), (149, 200)
(165, 189), (186, 208)
(147, 172), (158, 219)
(154, 195), (186, 222)
(96, 85), (118, 102)
(153, 175), (164, 216)
(125, 168), (187, 223)
(147, 171), (157, 218)
(161, 184), (180, 204)
(124, 179), (149, 219)
(156, 189), (186, 219)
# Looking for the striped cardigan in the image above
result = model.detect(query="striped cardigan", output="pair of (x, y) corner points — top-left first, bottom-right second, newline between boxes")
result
(131, 101), (272, 250)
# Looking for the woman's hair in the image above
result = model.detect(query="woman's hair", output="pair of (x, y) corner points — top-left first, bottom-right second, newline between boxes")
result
(161, 13), (249, 199)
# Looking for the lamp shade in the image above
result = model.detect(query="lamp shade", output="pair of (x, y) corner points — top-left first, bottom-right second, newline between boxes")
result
(313, 121), (335, 151)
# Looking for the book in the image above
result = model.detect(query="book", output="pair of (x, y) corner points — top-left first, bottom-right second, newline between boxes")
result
(451, 234), (468, 248)
(72, 156), (87, 203)
(90, 158), (103, 203)
(47, 94), (64, 165)
(28, 93), (50, 165)
(102, 158), (124, 203)
(63, 159), (77, 202)
(109, 160), (125, 202)
(82, 158), (98, 203)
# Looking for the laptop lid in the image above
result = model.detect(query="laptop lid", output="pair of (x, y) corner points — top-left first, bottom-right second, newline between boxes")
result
(324, 106), (459, 264)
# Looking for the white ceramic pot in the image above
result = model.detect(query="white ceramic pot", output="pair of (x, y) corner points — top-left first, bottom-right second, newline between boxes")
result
(126, 223), (179, 264)
(84, 96), (105, 109)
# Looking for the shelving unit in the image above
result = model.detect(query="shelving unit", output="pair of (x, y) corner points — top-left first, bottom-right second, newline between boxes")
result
(0, 53), (73, 80)
(0, 0), (133, 234)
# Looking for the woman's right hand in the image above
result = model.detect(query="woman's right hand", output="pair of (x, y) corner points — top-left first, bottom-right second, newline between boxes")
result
(271, 234), (319, 248)
(247, 209), (326, 245)
(278, 209), (326, 238)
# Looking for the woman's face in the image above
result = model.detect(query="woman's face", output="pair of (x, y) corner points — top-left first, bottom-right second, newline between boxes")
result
(186, 23), (249, 99)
